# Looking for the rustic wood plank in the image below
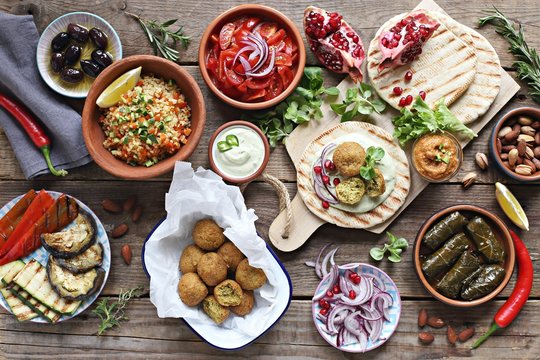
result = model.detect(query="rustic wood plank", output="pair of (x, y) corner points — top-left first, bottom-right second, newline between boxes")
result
(0, 299), (539, 358)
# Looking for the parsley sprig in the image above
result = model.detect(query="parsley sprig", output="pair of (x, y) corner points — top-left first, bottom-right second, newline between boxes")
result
(370, 232), (409, 263)
(93, 286), (145, 336)
(360, 146), (385, 181)
(330, 83), (386, 122)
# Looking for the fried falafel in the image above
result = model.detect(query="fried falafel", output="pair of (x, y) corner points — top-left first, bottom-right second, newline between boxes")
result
(332, 142), (366, 177)
(230, 290), (255, 316)
(335, 177), (366, 205)
(197, 252), (228, 286)
(235, 258), (267, 290)
(214, 279), (243, 306)
(217, 241), (245, 271)
(193, 219), (225, 251)
(202, 295), (230, 325)
(177, 273), (208, 307)
(179, 244), (205, 273)
(365, 168), (386, 197)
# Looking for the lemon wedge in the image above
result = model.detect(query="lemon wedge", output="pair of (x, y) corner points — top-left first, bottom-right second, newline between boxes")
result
(96, 66), (142, 108)
(495, 182), (529, 231)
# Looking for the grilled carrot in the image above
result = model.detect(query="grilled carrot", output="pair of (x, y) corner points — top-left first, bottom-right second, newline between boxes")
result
(0, 190), (36, 248)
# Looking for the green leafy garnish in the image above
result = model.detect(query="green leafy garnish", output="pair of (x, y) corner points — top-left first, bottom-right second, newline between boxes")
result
(392, 97), (476, 145)
(360, 146), (385, 181)
(247, 67), (338, 147)
(330, 83), (386, 122)
(370, 232), (409, 263)
(217, 134), (239, 152)
(93, 286), (145, 336)
(435, 144), (451, 164)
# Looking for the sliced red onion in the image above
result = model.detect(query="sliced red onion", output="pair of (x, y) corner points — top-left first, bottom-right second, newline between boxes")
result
(232, 45), (256, 74)
(246, 48), (275, 77)
(368, 318), (383, 342)
(313, 265), (338, 301)
(321, 250), (339, 278)
(358, 331), (368, 352)
(314, 182), (338, 204)
(340, 277), (373, 306)
(245, 34), (268, 72)
(314, 243), (333, 279)
(356, 307), (383, 321)
(305, 261), (316, 268)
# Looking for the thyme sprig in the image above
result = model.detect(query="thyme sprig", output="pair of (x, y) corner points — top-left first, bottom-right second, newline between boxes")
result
(93, 285), (145, 336)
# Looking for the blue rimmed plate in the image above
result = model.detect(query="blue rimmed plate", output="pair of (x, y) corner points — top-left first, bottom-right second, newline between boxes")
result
(36, 12), (122, 98)
(0, 191), (110, 323)
(142, 218), (293, 350)
(312, 263), (401, 353)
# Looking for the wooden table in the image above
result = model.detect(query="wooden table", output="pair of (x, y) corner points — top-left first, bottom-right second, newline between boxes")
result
(0, 1), (539, 358)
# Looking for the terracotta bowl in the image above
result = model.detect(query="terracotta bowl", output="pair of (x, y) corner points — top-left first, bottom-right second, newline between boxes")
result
(489, 107), (540, 182)
(82, 55), (205, 179)
(413, 205), (515, 307)
(198, 4), (306, 110)
(208, 120), (269, 183)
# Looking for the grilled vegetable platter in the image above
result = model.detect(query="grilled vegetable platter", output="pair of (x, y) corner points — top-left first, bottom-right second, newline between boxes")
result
(0, 190), (110, 323)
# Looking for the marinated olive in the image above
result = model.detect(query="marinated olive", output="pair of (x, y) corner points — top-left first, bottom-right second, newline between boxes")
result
(50, 52), (65, 73)
(91, 49), (113, 68)
(51, 32), (70, 51)
(67, 23), (89, 43)
(89, 27), (108, 49)
(80, 59), (102, 78)
(60, 68), (84, 83)
(64, 45), (82, 66)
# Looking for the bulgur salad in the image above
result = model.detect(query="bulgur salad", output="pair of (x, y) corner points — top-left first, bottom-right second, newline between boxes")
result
(98, 75), (192, 166)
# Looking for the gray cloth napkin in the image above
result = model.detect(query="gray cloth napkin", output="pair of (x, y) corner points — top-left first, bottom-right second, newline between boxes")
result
(0, 12), (92, 179)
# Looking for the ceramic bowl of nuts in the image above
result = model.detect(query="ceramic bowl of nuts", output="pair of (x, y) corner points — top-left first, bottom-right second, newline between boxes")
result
(490, 107), (540, 182)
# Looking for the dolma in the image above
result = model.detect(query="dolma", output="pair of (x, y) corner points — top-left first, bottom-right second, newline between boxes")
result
(421, 233), (470, 279)
(423, 212), (469, 250)
(465, 217), (505, 263)
(436, 251), (481, 299)
(461, 265), (506, 300)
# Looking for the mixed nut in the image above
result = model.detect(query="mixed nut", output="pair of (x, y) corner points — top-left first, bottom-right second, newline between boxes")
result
(496, 115), (540, 176)
(417, 308), (475, 346)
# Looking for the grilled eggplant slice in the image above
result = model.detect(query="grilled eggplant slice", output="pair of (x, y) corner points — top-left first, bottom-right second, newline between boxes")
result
(47, 256), (105, 301)
(55, 243), (103, 273)
(41, 213), (96, 259)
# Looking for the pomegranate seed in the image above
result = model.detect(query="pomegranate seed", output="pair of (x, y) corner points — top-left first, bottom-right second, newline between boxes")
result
(314, 166), (322, 174)
(405, 71), (413, 81)
(419, 90), (426, 100)
(393, 86), (403, 95)
(399, 97), (407, 107)
(326, 290), (334, 298)
(322, 175), (330, 185)
(406, 95), (413, 105)
(352, 275), (361, 284)
(394, 33), (402, 41)
(324, 159), (335, 170)
(333, 285), (340, 294)
(333, 178), (341, 186)
(322, 200), (329, 209)
(349, 290), (356, 300)
(319, 299), (330, 309)
(320, 308), (328, 315)
(381, 37), (389, 47)
(400, 19), (408, 26)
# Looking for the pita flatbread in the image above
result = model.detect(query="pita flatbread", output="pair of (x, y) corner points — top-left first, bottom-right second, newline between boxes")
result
(367, 10), (478, 111)
(297, 122), (410, 229)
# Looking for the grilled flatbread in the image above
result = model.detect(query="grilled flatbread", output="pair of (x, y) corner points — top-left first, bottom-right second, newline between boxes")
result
(367, 10), (478, 111)
(297, 122), (410, 229)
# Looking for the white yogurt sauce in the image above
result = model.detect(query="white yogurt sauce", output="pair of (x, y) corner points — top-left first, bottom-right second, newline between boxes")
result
(212, 125), (265, 179)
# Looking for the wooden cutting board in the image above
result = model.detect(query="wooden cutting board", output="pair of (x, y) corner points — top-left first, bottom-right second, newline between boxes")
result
(268, 0), (520, 252)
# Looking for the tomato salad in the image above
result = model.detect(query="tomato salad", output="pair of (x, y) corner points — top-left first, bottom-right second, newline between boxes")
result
(205, 16), (299, 102)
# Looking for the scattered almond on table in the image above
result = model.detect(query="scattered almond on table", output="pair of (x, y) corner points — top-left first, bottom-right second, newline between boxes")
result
(417, 309), (476, 347)
(121, 244), (132, 265)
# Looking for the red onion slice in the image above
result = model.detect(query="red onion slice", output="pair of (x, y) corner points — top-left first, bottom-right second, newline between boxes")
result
(305, 261), (316, 268)
(313, 265), (338, 301)
(314, 243), (333, 279)
(246, 48), (275, 77)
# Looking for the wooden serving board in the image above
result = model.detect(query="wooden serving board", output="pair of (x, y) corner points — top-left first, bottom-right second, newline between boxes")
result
(268, 0), (520, 252)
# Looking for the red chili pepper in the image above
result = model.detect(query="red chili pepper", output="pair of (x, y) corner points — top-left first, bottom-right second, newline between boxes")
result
(0, 94), (67, 176)
(472, 230), (533, 349)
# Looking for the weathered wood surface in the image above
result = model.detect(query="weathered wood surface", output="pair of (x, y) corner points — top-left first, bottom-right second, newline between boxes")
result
(0, 0), (539, 358)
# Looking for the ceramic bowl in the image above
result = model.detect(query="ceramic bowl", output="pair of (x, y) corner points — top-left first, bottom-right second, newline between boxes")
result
(312, 263), (401, 353)
(489, 107), (540, 182)
(198, 4), (306, 110)
(36, 12), (122, 98)
(82, 55), (206, 179)
(208, 120), (270, 183)
(413, 204), (515, 307)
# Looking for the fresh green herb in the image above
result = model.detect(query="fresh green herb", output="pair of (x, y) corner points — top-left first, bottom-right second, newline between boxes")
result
(360, 146), (385, 181)
(479, 8), (540, 102)
(93, 286), (145, 336)
(330, 83), (386, 122)
(370, 232), (409, 263)
(434, 144), (451, 164)
(125, 12), (190, 62)
(392, 97), (476, 145)
(217, 134), (239, 152)
(247, 67), (338, 147)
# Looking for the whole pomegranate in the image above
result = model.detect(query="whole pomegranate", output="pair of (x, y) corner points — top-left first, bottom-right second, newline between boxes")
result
(304, 6), (365, 82)
(378, 10), (440, 71)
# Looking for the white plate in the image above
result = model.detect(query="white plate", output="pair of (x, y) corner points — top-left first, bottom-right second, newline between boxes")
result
(0, 191), (110, 323)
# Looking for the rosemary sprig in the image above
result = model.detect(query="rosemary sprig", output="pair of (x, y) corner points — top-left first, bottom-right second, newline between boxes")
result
(479, 8), (540, 102)
(125, 11), (190, 62)
(92, 285), (145, 336)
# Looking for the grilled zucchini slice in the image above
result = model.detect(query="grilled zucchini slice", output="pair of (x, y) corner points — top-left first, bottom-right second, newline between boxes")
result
(47, 256), (105, 301)
(0, 260), (25, 287)
(0, 287), (39, 322)
(41, 213), (96, 259)
(55, 243), (103, 273)
(10, 284), (62, 323)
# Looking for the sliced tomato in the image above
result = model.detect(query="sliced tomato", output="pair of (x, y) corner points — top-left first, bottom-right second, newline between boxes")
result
(291, 52), (298, 64)
(265, 74), (284, 101)
(206, 56), (219, 77)
(245, 76), (272, 89)
(254, 22), (278, 40)
(220, 84), (243, 99)
(267, 29), (286, 46)
(219, 22), (235, 50)
(233, 28), (250, 44)
(243, 17), (262, 30)
(233, 16), (248, 28)
(244, 88), (266, 102)
(277, 66), (294, 89)
(283, 36), (293, 55)
(225, 68), (243, 87)
(236, 80), (248, 93)
(275, 52), (293, 67)
(218, 50), (236, 80)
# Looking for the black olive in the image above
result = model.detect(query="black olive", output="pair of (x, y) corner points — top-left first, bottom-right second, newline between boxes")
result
(67, 23), (89, 43)
(60, 68), (84, 83)
(64, 45), (82, 66)
(91, 49), (113, 68)
(50, 52), (65, 73)
(51, 32), (70, 51)
(80, 59), (102, 78)
(89, 27), (108, 50)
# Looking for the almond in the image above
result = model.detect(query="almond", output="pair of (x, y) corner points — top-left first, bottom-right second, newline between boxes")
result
(418, 308), (428, 328)
(131, 205), (143, 223)
(523, 158), (536, 172)
(121, 244), (132, 265)
(504, 129), (519, 143)
(418, 332), (434, 345)
(500, 153), (509, 161)
(518, 116), (533, 126)
(123, 195), (137, 212)
(517, 140), (527, 156)
(102, 199), (122, 214)
(111, 223), (128, 238)
(535, 132), (540, 146)
(475, 152), (488, 171)
(447, 325), (458, 345)
(503, 161), (512, 170)
(458, 327), (475, 342)
(427, 316), (446, 328)
(521, 125), (536, 136)
(497, 126), (512, 138)
(508, 148), (519, 167)
(532, 158), (540, 171)
(535, 146), (540, 159)
(515, 164), (533, 176)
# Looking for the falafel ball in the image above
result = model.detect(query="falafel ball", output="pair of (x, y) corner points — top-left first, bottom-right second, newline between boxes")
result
(217, 242), (245, 271)
(335, 177), (366, 205)
(179, 244), (205, 273)
(193, 219), (225, 251)
(235, 258), (267, 290)
(214, 279), (243, 306)
(365, 168), (386, 197)
(202, 295), (230, 325)
(197, 252), (228, 286)
(333, 142), (366, 177)
(230, 290), (255, 316)
(177, 273), (208, 307)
